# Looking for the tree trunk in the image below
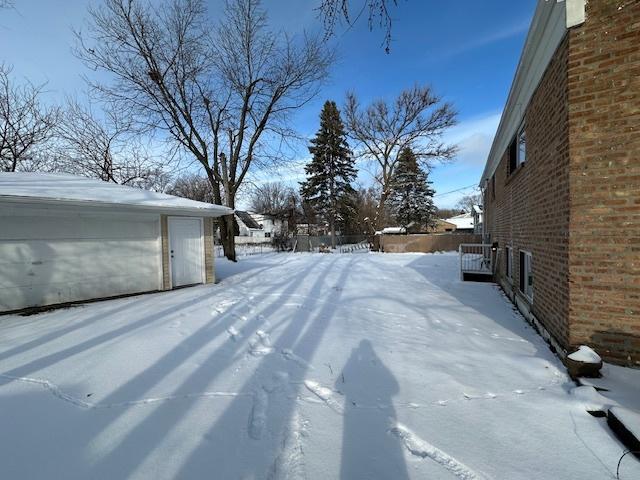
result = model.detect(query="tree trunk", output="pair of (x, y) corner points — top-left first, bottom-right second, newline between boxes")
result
(330, 217), (336, 249)
(219, 214), (237, 262)
(375, 190), (388, 230)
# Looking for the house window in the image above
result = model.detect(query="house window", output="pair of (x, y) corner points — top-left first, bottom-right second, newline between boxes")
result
(517, 123), (526, 167)
(265, 232), (271, 238)
(491, 174), (496, 199)
(508, 137), (517, 173)
(509, 122), (526, 174)
(505, 246), (513, 280)
(519, 251), (533, 301)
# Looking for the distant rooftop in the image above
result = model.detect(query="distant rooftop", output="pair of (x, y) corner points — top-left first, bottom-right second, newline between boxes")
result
(445, 212), (474, 230)
(235, 210), (262, 229)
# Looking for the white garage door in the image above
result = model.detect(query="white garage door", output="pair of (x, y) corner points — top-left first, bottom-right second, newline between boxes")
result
(0, 206), (161, 312)
(168, 217), (204, 288)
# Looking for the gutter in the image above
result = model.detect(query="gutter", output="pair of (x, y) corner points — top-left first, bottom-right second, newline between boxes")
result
(479, 0), (587, 188)
(0, 195), (234, 218)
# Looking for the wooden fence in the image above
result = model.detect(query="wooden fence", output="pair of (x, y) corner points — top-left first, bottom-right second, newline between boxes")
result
(379, 233), (482, 253)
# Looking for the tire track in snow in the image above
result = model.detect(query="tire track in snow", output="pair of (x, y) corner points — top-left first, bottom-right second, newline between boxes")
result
(389, 423), (488, 480)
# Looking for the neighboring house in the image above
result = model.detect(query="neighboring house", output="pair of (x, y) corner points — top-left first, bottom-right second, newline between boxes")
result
(235, 210), (263, 238)
(472, 205), (483, 235)
(444, 212), (474, 232)
(480, 1), (639, 365)
(250, 212), (288, 239)
(0, 172), (232, 313)
(432, 218), (459, 233)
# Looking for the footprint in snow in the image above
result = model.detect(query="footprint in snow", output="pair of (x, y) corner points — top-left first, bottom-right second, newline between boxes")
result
(256, 330), (272, 346)
(281, 349), (313, 369)
(227, 326), (241, 341)
(248, 330), (274, 356)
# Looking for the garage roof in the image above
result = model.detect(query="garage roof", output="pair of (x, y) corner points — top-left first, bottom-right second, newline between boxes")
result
(0, 172), (233, 217)
(445, 213), (474, 230)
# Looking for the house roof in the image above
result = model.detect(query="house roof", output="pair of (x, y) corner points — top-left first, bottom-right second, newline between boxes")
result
(472, 204), (483, 214)
(0, 172), (233, 217)
(381, 227), (406, 234)
(235, 210), (262, 229)
(479, 1), (586, 187)
(445, 213), (474, 230)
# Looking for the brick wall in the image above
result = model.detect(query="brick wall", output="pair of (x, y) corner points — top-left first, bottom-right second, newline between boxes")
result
(160, 215), (171, 290)
(203, 217), (216, 284)
(567, 1), (640, 366)
(484, 36), (572, 349)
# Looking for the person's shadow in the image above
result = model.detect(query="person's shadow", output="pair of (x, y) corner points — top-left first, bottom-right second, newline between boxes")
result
(336, 339), (410, 479)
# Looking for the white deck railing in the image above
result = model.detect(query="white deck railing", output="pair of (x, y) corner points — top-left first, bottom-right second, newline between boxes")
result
(459, 244), (494, 280)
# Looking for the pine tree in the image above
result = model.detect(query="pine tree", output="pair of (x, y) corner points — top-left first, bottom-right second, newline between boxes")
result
(300, 101), (357, 248)
(385, 147), (437, 231)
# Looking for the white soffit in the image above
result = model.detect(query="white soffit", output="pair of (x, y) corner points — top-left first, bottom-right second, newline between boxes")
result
(480, 0), (586, 186)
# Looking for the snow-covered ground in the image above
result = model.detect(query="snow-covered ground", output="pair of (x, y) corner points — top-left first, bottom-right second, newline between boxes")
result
(0, 252), (638, 479)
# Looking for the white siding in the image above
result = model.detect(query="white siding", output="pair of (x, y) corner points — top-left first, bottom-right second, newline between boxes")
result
(0, 205), (161, 311)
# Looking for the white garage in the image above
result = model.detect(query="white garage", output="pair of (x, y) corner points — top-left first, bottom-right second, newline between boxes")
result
(0, 172), (233, 313)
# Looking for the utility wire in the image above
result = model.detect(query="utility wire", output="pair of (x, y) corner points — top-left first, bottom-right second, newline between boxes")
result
(434, 183), (478, 197)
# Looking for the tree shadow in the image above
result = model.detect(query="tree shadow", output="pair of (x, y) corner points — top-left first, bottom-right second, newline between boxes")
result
(403, 254), (552, 357)
(169, 255), (351, 479)
(336, 339), (409, 480)
(80, 254), (342, 478)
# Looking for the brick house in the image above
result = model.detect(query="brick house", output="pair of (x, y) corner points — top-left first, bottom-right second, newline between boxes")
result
(480, 0), (640, 366)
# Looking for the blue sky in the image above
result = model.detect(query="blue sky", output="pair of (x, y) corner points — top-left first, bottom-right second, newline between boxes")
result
(0, 0), (537, 208)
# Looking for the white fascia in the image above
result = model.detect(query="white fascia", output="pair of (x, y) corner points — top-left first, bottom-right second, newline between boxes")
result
(559, 0), (587, 28)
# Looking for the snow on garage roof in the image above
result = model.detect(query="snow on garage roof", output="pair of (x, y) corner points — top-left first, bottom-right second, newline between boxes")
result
(0, 172), (233, 217)
(445, 213), (474, 230)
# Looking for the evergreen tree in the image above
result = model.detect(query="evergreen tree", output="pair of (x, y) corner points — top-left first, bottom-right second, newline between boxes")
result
(385, 147), (437, 231)
(300, 101), (357, 248)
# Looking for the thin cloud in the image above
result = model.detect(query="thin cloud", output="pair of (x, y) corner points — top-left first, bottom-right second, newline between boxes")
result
(445, 111), (501, 166)
(435, 18), (531, 60)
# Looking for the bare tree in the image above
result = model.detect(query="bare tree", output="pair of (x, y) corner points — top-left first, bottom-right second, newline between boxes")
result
(317, 0), (400, 53)
(435, 207), (461, 219)
(248, 181), (297, 216)
(75, 0), (332, 261)
(352, 185), (379, 234)
(454, 192), (482, 213)
(166, 173), (213, 203)
(344, 85), (457, 229)
(55, 99), (171, 189)
(0, 64), (59, 172)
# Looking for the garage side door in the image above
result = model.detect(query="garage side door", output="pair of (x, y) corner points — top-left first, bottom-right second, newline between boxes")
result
(168, 217), (204, 288)
(0, 208), (161, 312)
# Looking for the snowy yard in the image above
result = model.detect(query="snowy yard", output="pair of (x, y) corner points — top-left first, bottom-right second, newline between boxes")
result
(0, 252), (638, 479)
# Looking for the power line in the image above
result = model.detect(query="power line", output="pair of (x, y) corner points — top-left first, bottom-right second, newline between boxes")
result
(434, 183), (479, 197)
